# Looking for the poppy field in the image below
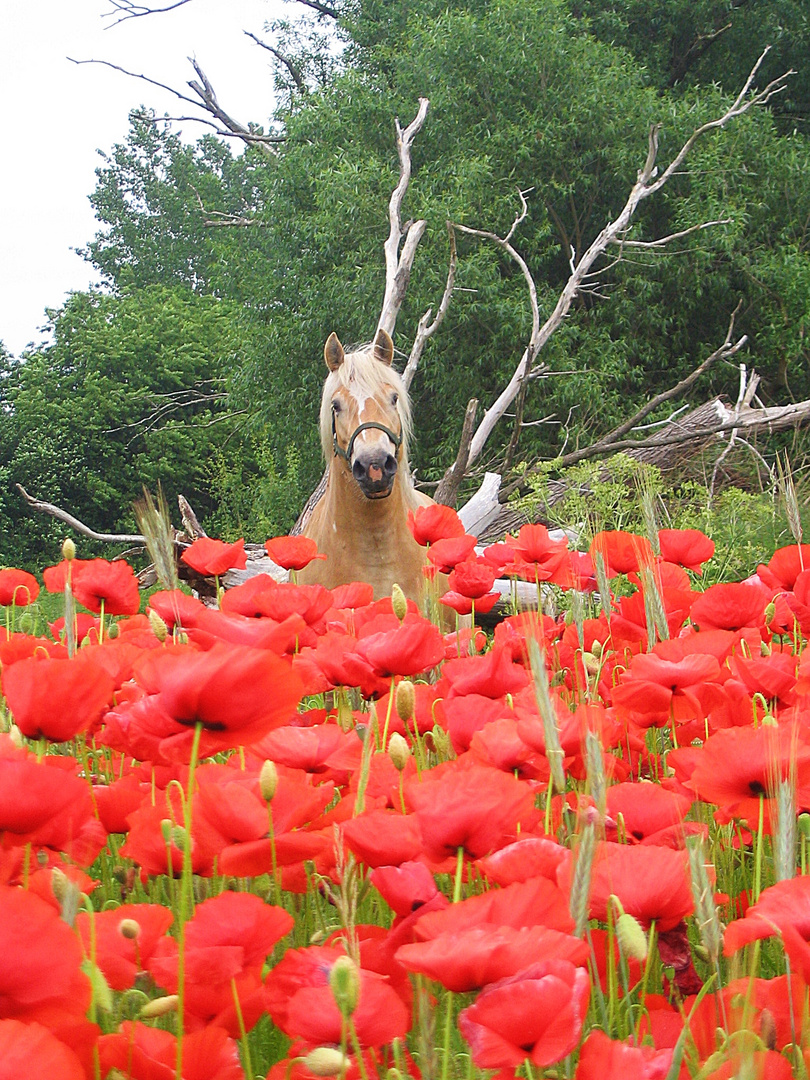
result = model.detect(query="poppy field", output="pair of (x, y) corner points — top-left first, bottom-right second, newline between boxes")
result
(4, 508), (810, 1080)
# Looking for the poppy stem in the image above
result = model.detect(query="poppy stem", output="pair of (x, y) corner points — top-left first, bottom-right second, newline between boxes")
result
(381, 677), (395, 748)
(440, 990), (455, 1080)
(452, 846), (465, 904)
(176, 721), (203, 1080)
(230, 976), (254, 1080)
(754, 794), (765, 902)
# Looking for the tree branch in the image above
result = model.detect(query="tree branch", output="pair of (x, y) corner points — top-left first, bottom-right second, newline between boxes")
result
(244, 30), (307, 95)
(16, 485), (146, 545)
(450, 50), (792, 488)
(102, 0), (193, 26)
(377, 98), (430, 337)
(402, 223), (457, 391)
(434, 398), (479, 507)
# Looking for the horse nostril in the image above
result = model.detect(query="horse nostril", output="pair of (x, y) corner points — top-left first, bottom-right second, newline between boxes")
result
(383, 454), (397, 477)
(352, 460), (366, 482)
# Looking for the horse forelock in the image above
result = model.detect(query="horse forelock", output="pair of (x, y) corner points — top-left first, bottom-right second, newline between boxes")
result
(319, 343), (413, 470)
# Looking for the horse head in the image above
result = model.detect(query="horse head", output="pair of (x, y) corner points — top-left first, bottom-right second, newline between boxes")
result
(320, 328), (412, 501)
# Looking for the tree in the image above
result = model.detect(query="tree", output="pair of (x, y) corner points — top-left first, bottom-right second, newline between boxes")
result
(0, 286), (271, 568)
(19, 0), (810, 547)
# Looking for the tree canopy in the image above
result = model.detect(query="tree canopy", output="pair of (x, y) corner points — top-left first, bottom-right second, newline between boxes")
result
(3, 0), (808, 561)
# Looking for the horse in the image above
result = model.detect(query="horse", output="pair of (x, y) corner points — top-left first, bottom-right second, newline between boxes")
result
(297, 328), (436, 605)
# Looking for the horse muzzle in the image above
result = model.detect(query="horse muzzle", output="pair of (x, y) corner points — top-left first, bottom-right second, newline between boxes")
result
(352, 451), (398, 499)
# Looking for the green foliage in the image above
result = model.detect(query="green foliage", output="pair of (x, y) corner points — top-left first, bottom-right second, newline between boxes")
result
(0, 286), (254, 568)
(205, 442), (304, 542)
(5, 0), (810, 561)
(516, 453), (806, 584)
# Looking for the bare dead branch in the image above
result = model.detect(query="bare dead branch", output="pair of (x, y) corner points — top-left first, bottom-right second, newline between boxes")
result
(244, 30), (307, 94)
(16, 485), (147, 545)
(70, 58), (281, 154)
(449, 51), (792, 483)
(103, 0), (193, 26)
(434, 398), (479, 507)
(292, 0), (338, 17)
(403, 224), (457, 390)
(611, 219), (732, 249)
(377, 98), (430, 337)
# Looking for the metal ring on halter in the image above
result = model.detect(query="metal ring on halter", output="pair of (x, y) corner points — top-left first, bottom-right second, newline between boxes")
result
(332, 412), (403, 463)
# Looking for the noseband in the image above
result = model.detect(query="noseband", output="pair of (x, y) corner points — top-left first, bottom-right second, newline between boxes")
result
(332, 411), (403, 463)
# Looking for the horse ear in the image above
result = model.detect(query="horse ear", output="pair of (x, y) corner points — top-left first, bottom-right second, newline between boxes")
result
(373, 328), (394, 366)
(324, 332), (344, 372)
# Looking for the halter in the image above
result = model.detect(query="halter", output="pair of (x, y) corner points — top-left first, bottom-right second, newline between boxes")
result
(332, 410), (403, 463)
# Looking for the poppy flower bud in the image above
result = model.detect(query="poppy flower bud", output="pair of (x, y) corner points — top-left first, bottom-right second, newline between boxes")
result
(329, 955), (361, 1017)
(303, 1048), (352, 1077)
(51, 867), (70, 904)
(388, 732), (410, 772)
(8, 724), (23, 749)
(798, 813), (810, 839)
(591, 639), (603, 658)
(764, 602), (776, 626)
(148, 609), (169, 642)
(762, 713), (778, 728)
(17, 611), (33, 635)
(160, 820), (187, 851)
(395, 680), (415, 723)
(260, 759), (278, 802)
(391, 583), (408, 622)
(106, 621), (120, 640)
(616, 911), (648, 963)
(118, 918), (141, 941)
(62, 538), (76, 561)
(140, 995), (179, 1018)
(583, 651), (600, 676)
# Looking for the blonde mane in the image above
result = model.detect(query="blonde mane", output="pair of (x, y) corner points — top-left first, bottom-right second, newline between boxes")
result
(319, 343), (413, 473)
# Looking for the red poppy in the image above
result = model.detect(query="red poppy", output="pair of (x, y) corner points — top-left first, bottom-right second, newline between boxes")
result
(264, 535), (327, 571)
(458, 959), (590, 1069)
(147, 891), (293, 1036)
(0, 632), (67, 666)
(440, 590), (501, 616)
(590, 530), (654, 576)
(1, 653), (115, 742)
(476, 837), (571, 886)
(396, 924), (588, 992)
(658, 528), (715, 574)
(426, 534), (478, 573)
(507, 524), (572, 586)
(181, 536), (248, 576)
(75, 903), (173, 992)
(330, 581), (375, 610)
(406, 758), (539, 860)
(611, 648), (723, 729)
(723, 877), (810, 960)
(561, 842), (694, 931)
(442, 645), (529, 699)
(42, 558), (89, 592)
(575, 1029), (674, 1080)
(690, 578), (775, 632)
(71, 557), (140, 615)
(446, 557), (497, 599)
(757, 543), (810, 590)
(97, 1022), (243, 1080)
(407, 504), (466, 546)
(0, 569), (39, 607)
(108, 641), (303, 760)
(0, 1020), (86, 1080)
(604, 781), (693, 844)
(341, 809), (424, 868)
(370, 860), (444, 917)
(0, 745), (96, 851)
(265, 945), (410, 1047)
(353, 615), (445, 678)
(680, 724), (810, 832)
(0, 885), (91, 1026)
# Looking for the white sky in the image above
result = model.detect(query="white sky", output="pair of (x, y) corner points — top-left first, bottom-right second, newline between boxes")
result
(0, 0), (288, 358)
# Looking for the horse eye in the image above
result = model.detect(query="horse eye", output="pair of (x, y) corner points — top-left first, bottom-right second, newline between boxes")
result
(331, 400), (341, 413)
(391, 393), (399, 406)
